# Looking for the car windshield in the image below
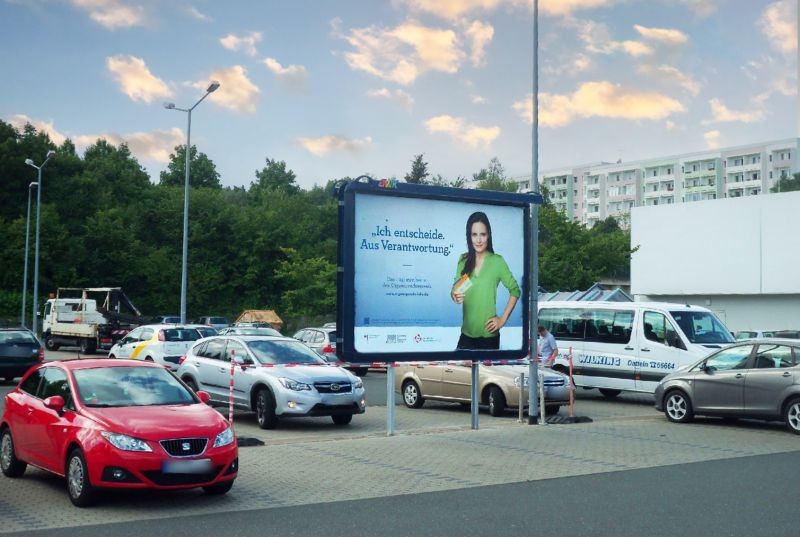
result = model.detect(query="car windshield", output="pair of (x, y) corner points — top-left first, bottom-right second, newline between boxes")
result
(670, 311), (734, 344)
(195, 327), (217, 337)
(246, 339), (326, 365)
(235, 327), (282, 336)
(162, 328), (202, 342)
(0, 331), (37, 344)
(74, 366), (196, 407)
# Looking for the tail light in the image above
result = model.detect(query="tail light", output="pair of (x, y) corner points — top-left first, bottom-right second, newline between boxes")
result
(321, 344), (335, 354)
(178, 355), (187, 365)
(158, 330), (165, 341)
(37, 348), (45, 362)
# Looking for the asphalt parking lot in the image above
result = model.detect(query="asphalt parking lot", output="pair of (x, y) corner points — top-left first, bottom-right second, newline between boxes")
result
(1, 350), (798, 534)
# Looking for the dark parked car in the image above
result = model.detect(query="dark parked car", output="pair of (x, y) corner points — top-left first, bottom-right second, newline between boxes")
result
(655, 339), (800, 434)
(0, 328), (44, 382)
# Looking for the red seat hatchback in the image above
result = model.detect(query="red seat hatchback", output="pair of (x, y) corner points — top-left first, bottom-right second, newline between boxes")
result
(0, 360), (238, 506)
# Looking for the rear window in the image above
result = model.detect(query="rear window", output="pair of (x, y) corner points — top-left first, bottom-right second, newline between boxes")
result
(162, 329), (202, 342)
(0, 331), (37, 344)
(210, 317), (228, 324)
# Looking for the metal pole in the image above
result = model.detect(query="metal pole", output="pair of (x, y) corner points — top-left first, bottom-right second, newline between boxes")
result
(471, 361), (480, 430)
(180, 110), (191, 325)
(518, 372), (525, 423)
(539, 369), (546, 424)
(32, 167), (43, 336)
(386, 365), (396, 436)
(21, 182), (36, 328)
(527, 0), (541, 425)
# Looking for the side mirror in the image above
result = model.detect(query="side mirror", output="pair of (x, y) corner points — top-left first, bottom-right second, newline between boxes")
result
(195, 390), (211, 404)
(44, 395), (65, 413)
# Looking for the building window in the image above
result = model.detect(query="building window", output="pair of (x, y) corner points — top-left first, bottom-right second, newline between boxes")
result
(667, 168), (672, 174)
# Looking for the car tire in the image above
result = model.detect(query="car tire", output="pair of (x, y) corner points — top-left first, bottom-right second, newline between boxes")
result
(66, 448), (96, 507)
(3, 376), (14, 383)
(664, 389), (694, 424)
(355, 368), (368, 377)
(599, 389), (621, 398)
(783, 397), (800, 435)
(203, 479), (234, 495)
(108, 354), (117, 359)
(488, 386), (506, 417)
(79, 338), (96, 354)
(45, 334), (59, 351)
(402, 380), (425, 409)
(255, 388), (278, 430)
(184, 377), (199, 393)
(332, 414), (353, 426)
(0, 428), (27, 478)
(545, 405), (561, 416)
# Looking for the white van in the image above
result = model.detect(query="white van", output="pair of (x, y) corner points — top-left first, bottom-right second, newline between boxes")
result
(539, 301), (734, 396)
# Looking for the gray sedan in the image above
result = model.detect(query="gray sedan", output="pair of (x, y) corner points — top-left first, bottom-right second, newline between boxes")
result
(654, 340), (800, 434)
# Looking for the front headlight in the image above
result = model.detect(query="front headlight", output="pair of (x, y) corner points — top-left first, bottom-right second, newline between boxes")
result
(101, 431), (152, 452)
(513, 376), (530, 387)
(213, 426), (234, 448)
(353, 378), (363, 389)
(278, 377), (312, 391)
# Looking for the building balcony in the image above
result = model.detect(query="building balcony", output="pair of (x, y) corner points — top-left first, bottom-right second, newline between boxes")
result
(726, 163), (760, 174)
(585, 183), (601, 191)
(643, 174), (673, 184)
(683, 184), (716, 193)
(726, 178), (761, 190)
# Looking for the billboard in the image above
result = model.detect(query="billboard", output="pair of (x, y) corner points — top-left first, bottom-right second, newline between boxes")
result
(336, 180), (539, 363)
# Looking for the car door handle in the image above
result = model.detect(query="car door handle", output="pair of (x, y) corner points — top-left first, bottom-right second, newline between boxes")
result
(444, 368), (454, 373)
(640, 348), (651, 352)
(624, 347), (634, 351)
(735, 373), (743, 379)
(783, 372), (791, 377)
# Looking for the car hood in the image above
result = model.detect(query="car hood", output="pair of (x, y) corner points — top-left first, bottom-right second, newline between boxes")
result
(504, 364), (567, 381)
(84, 404), (227, 440)
(258, 364), (356, 384)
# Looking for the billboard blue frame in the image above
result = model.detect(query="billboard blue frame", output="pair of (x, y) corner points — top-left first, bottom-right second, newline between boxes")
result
(336, 179), (542, 363)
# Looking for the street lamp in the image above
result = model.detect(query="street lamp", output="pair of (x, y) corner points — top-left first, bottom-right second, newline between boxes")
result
(25, 150), (56, 336)
(164, 80), (220, 324)
(20, 181), (38, 328)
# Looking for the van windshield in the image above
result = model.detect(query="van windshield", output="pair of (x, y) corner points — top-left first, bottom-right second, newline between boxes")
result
(670, 311), (734, 344)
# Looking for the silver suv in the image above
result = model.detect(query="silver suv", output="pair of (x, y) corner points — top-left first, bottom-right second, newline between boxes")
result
(293, 326), (369, 377)
(177, 335), (366, 428)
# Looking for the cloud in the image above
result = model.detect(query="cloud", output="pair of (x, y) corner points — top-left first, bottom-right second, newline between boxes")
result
(190, 66), (260, 114)
(471, 94), (487, 104)
(543, 53), (593, 77)
(8, 114), (67, 145)
(397, 0), (522, 21)
(262, 58), (308, 88)
(219, 31), (262, 57)
(424, 115), (500, 148)
(106, 55), (173, 103)
(540, 0), (620, 17)
(183, 5), (212, 22)
(367, 88), (414, 109)
(513, 81), (685, 127)
(70, 0), (146, 29)
(704, 130), (721, 149)
(704, 97), (765, 124)
(638, 64), (701, 96)
(633, 25), (689, 45)
(464, 20), (494, 67)
(75, 128), (185, 163)
(295, 135), (372, 156)
(577, 19), (653, 57)
(759, 1), (797, 54)
(677, 0), (719, 18)
(665, 120), (677, 130)
(335, 19), (464, 85)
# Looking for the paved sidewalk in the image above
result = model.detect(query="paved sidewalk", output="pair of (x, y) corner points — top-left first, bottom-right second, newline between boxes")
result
(2, 402), (798, 534)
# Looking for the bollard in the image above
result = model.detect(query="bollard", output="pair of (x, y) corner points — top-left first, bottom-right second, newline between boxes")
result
(568, 347), (575, 418)
(518, 372), (525, 423)
(386, 364), (396, 436)
(228, 350), (235, 427)
(539, 370), (546, 425)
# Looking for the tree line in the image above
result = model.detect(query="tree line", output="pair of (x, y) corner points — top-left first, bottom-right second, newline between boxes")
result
(0, 120), (633, 332)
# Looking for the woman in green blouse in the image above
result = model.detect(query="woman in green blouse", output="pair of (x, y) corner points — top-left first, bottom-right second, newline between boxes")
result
(451, 211), (520, 350)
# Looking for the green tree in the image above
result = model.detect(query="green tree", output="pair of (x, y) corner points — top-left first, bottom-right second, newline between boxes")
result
(404, 154), (429, 184)
(159, 145), (221, 189)
(770, 172), (800, 193)
(274, 247), (336, 318)
(250, 158), (300, 196)
(475, 157), (518, 192)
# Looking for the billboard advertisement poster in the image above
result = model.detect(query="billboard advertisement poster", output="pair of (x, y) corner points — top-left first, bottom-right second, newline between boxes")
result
(337, 181), (538, 363)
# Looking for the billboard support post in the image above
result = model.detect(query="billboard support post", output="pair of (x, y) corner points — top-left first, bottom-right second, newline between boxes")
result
(527, 0), (541, 425)
(470, 361), (480, 429)
(387, 365), (396, 436)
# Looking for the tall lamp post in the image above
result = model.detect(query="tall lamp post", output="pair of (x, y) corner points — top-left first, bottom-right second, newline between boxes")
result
(20, 181), (39, 328)
(164, 80), (220, 324)
(25, 150), (56, 336)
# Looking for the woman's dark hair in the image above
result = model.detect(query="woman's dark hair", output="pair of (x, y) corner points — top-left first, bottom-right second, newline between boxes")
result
(460, 211), (494, 276)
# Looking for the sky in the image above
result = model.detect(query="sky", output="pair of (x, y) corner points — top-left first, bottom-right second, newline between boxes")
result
(1, 0), (797, 189)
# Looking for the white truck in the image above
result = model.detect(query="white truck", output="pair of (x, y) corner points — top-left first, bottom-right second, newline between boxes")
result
(41, 287), (142, 354)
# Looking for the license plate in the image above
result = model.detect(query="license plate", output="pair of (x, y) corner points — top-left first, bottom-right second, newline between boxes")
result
(162, 459), (213, 474)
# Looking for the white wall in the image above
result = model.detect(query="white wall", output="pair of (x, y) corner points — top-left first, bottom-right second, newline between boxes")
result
(631, 191), (800, 296)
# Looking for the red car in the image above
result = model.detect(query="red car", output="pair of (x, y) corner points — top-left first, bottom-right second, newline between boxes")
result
(0, 360), (237, 507)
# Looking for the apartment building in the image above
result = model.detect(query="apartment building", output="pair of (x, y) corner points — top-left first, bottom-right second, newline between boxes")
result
(507, 138), (798, 228)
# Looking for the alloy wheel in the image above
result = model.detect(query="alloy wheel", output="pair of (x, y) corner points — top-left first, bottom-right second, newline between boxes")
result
(0, 434), (11, 471)
(403, 384), (418, 406)
(666, 393), (688, 421)
(788, 402), (800, 433)
(67, 456), (84, 498)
